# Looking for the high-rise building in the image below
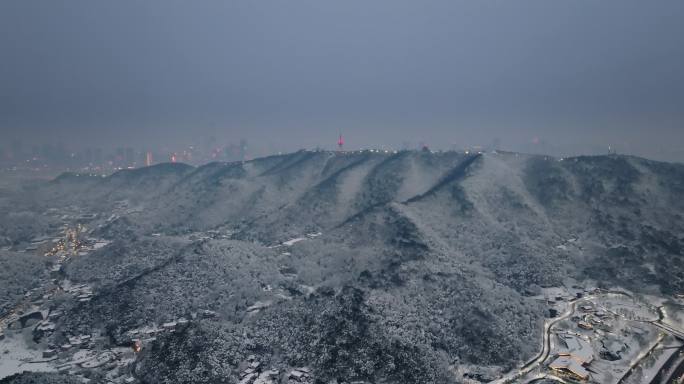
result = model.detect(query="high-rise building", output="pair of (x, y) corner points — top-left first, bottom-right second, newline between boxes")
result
(115, 147), (125, 166)
(83, 148), (93, 165)
(11, 140), (24, 160)
(125, 147), (135, 166)
(239, 139), (248, 160)
(93, 148), (103, 165)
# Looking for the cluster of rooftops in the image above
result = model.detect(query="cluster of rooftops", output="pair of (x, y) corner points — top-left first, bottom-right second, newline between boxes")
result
(549, 334), (593, 380)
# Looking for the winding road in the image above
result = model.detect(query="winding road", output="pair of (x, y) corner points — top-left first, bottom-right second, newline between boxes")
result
(492, 297), (584, 384)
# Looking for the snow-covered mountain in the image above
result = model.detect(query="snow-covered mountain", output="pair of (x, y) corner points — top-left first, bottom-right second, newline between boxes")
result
(2, 150), (683, 383)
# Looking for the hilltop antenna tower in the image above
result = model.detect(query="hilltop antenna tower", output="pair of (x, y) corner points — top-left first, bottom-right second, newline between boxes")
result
(337, 132), (344, 151)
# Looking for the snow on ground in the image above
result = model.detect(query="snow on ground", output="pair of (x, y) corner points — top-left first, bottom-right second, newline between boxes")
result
(92, 240), (110, 250)
(662, 301), (684, 330)
(599, 294), (659, 322)
(282, 237), (305, 246)
(461, 154), (552, 232)
(334, 157), (377, 212)
(395, 155), (445, 201)
(0, 331), (55, 379)
(622, 337), (684, 384)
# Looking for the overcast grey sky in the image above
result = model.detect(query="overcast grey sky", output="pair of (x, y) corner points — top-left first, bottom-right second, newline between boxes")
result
(1, 0), (683, 160)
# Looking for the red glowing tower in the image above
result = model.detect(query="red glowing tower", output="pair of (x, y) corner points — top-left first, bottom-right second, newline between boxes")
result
(337, 134), (344, 151)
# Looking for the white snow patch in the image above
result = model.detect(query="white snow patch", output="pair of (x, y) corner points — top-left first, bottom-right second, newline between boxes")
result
(0, 332), (56, 379)
(92, 240), (110, 250)
(282, 238), (305, 246)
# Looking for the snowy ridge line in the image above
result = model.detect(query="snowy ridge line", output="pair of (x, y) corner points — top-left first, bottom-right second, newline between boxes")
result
(91, 243), (190, 297)
(310, 153), (372, 193)
(259, 150), (318, 177)
(405, 153), (481, 203)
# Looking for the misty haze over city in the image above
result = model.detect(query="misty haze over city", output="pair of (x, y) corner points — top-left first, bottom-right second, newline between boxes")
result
(2, 2), (684, 384)
(1, 0), (683, 170)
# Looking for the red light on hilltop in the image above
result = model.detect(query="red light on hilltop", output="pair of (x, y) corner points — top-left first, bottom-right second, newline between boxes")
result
(338, 134), (344, 150)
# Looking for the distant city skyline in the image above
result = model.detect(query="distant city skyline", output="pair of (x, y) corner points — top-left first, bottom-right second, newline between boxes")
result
(2, 134), (683, 171)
